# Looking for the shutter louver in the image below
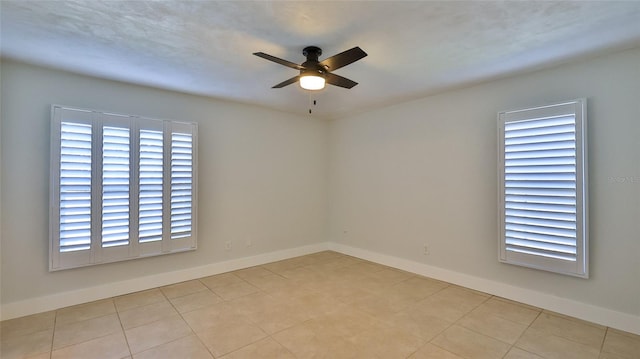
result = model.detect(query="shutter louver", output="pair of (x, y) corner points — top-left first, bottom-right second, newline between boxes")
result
(139, 129), (164, 243)
(503, 115), (577, 261)
(59, 122), (92, 253)
(101, 126), (130, 248)
(170, 132), (193, 239)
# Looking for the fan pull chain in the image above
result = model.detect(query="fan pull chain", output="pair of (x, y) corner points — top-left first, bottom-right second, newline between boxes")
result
(308, 93), (317, 114)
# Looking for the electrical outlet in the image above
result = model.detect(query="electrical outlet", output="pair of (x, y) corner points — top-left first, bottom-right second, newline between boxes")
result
(423, 244), (430, 255)
(225, 241), (232, 251)
(245, 240), (253, 248)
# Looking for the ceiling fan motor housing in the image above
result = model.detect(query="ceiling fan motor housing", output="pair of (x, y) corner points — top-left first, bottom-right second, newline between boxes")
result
(301, 46), (326, 76)
(302, 46), (322, 60)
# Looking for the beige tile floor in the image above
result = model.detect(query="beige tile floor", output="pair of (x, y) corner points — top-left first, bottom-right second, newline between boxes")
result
(1, 251), (639, 359)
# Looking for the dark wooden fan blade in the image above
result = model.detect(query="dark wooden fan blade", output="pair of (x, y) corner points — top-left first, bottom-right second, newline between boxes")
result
(272, 76), (300, 88)
(325, 73), (358, 89)
(254, 52), (304, 70)
(319, 47), (367, 71)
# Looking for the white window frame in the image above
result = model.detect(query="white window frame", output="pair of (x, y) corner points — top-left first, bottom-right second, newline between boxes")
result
(50, 105), (198, 271)
(497, 99), (588, 278)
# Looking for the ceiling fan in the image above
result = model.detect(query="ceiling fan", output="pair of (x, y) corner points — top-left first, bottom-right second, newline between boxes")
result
(253, 46), (367, 91)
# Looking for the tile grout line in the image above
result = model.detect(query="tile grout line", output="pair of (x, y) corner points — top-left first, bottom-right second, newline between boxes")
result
(425, 293), (494, 359)
(197, 270), (305, 357)
(599, 326), (610, 356)
(49, 301), (124, 357)
(453, 293), (541, 358)
(113, 299), (134, 359)
(510, 309), (544, 358)
(400, 283), (461, 358)
(215, 274), (269, 358)
(534, 311), (610, 355)
(230, 265), (291, 358)
(222, 256), (352, 358)
(49, 310), (57, 359)
(161, 280), (216, 358)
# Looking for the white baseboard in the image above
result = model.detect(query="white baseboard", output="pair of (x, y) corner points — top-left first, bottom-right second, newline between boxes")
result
(0, 242), (328, 321)
(328, 242), (640, 336)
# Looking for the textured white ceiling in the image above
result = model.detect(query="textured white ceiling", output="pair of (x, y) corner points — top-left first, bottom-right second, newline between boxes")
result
(2, 1), (640, 119)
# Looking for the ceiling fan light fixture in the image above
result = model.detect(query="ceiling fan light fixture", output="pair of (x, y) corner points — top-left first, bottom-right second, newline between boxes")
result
(254, 46), (366, 90)
(299, 73), (325, 90)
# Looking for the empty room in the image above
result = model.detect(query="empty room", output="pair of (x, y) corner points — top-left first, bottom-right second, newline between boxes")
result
(1, 1), (639, 358)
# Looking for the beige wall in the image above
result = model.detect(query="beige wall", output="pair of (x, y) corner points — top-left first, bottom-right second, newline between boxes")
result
(0, 61), (329, 307)
(328, 48), (640, 318)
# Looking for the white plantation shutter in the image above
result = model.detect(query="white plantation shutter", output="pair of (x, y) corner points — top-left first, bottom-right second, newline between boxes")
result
(171, 132), (193, 239)
(101, 126), (131, 248)
(50, 106), (197, 271)
(139, 129), (164, 243)
(59, 122), (93, 253)
(498, 99), (588, 277)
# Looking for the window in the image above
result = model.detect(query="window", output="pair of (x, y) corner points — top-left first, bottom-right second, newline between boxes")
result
(497, 99), (588, 278)
(50, 106), (197, 271)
